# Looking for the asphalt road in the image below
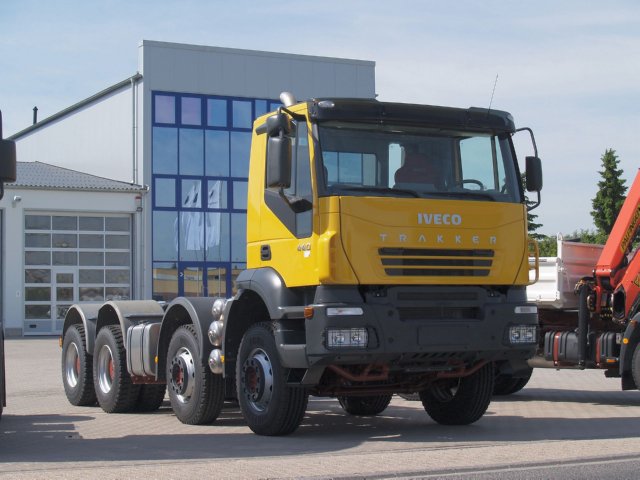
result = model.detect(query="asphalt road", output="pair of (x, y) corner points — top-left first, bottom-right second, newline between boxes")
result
(2, 337), (640, 479)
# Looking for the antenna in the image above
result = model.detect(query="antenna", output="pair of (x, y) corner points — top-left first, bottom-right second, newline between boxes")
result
(488, 74), (499, 114)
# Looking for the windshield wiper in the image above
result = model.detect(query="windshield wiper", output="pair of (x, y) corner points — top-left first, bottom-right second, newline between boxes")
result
(335, 185), (420, 198)
(423, 191), (497, 201)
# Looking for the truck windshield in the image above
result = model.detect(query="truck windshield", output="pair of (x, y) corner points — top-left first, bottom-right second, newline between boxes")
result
(317, 122), (522, 203)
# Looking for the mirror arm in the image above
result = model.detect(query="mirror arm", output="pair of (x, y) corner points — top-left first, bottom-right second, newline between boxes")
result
(278, 187), (312, 213)
(527, 191), (541, 211)
(515, 127), (538, 157)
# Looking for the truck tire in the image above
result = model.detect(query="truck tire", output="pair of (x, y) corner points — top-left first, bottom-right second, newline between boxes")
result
(337, 394), (393, 416)
(421, 362), (494, 425)
(61, 324), (97, 406)
(166, 324), (224, 425)
(93, 325), (140, 413)
(237, 322), (309, 436)
(0, 328), (4, 420)
(135, 384), (166, 412)
(493, 367), (533, 396)
(631, 343), (640, 389)
(398, 393), (420, 401)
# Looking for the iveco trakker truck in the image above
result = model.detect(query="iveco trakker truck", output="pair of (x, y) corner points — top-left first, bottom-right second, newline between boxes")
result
(60, 94), (543, 435)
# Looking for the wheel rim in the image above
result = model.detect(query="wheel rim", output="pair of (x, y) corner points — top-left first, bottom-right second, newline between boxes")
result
(240, 347), (274, 413)
(169, 347), (196, 403)
(431, 379), (460, 402)
(64, 342), (80, 388)
(97, 344), (115, 394)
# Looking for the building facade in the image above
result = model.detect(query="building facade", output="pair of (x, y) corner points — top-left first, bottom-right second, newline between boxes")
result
(6, 41), (376, 335)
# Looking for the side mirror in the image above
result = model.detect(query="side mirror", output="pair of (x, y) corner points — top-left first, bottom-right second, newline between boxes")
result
(266, 136), (292, 188)
(525, 156), (542, 192)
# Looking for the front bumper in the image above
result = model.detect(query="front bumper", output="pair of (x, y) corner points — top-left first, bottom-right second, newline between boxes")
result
(277, 285), (538, 370)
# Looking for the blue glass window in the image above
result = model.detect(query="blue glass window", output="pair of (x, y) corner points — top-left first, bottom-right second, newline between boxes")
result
(230, 132), (251, 177)
(152, 92), (276, 299)
(233, 181), (248, 210)
(206, 212), (230, 261)
(205, 130), (230, 176)
(181, 179), (202, 209)
(179, 129), (204, 176)
(155, 95), (175, 124)
(179, 212), (204, 261)
(153, 127), (178, 174)
(255, 100), (268, 119)
(231, 214), (247, 262)
(207, 180), (227, 209)
(155, 178), (176, 208)
(181, 97), (202, 126)
(207, 99), (227, 127)
(153, 211), (178, 261)
(232, 101), (252, 128)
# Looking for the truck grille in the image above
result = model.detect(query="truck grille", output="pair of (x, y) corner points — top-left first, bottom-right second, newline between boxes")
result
(398, 306), (481, 321)
(379, 248), (494, 277)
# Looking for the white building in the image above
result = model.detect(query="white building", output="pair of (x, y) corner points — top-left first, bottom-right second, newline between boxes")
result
(4, 40), (376, 336)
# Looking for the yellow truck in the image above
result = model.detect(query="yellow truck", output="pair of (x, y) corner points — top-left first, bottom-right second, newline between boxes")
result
(60, 94), (543, 435)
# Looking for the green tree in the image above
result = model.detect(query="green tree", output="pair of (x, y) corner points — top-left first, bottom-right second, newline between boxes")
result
(537, 234), (558, 256)
(521, 173), (544, 240)
(591, 149), (627, 234)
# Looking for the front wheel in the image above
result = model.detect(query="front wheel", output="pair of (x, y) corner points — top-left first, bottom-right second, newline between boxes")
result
(166, 325), (224, 424)
(337, 394), (392, 416)
(421, 363), (494, 425)
(61, 324), (97, 406)
(237, 322), (308, 436)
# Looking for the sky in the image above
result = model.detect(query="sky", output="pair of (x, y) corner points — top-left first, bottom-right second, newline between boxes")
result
(1, 0), (639, 236)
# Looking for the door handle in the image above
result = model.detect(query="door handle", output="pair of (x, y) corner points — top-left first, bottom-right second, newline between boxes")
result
(261, 244), (271, 261)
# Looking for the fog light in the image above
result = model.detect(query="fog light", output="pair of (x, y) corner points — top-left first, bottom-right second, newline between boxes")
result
(509, 325), (537, 344)
(326, 328), (368, 349)
(327, 307), (363, 316)
(212, 298), (227, 320)
(208, 320), (223, 347)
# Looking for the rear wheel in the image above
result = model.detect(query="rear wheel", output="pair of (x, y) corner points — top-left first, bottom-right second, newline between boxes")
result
(135, 384), (167, 412)
(94, 325), (140, 413)
(237, 322), (308, 436)
(166, 324), (224, 424)
(61, 324), (97, 406)
(337, 394), (392, 416)
(493, 367), (533, 396)
(421, 363), (494, 425)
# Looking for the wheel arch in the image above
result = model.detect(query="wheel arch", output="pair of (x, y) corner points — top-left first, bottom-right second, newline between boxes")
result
(62, 303), (101, 355)
(222, 289), (271, 377)
(156, 297), (217, 381)
(96, 300), (164, 341)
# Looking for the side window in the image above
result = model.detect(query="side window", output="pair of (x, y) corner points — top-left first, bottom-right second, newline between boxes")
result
(459, 136), (500, 191)
(285, 122), (311, 201)
(289, 122), (312, 237)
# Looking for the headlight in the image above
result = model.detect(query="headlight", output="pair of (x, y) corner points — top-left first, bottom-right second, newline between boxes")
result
(509, 325), (537, 344)
(326, 328), (368, 349)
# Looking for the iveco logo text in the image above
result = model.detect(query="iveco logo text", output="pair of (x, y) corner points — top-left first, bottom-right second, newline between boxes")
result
(418, 213), (462, 225)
